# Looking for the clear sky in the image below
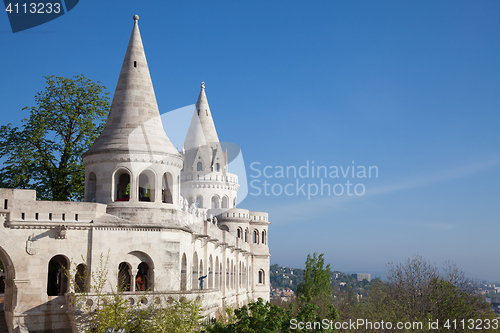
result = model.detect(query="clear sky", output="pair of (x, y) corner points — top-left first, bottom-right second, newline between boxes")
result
(1, 1), (499, 282)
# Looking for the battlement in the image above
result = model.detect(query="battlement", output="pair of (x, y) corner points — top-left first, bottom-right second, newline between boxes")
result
(0, 188), (107, 223)
(249, 211), (269, 223)
(214, 208), (251, 221)
(181, 172), (238, 185)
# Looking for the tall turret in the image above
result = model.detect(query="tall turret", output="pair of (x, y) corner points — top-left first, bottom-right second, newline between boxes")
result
(83, 15), (183, 208)
(181, 83), (239, 211)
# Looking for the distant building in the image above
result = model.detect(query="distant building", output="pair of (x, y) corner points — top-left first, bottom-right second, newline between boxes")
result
(353, 273), (371, 282)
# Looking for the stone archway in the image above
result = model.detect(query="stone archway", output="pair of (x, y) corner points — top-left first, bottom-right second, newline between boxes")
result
(0, 246), (16, 333)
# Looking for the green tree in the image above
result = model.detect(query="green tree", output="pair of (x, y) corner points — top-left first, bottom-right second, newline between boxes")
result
(0, 75), (109, 201)
(295, 253), (338, 326)
(203, 298), (293, 333)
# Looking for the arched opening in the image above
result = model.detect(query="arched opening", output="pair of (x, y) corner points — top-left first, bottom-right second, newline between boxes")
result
(47, 255), (69, 296)
(215, 257), (219, 289)
(208, 256), (213, 289)
(238, 262), (243, 288)
(75, 264), (89, 293)
(262, 230), (266, 245)
(220, 225), (229, 232)
(197, 162), (203, 171)
(226, 259), (230, 289)
(0, 258), (4, 294)
(138, 171), (155, 202)
(181, 254), (187, 291)
(135, 262), (149, 291)
(221, 196), (229, 208)
(237, 227), (243, 239)
(0, 247), (16, 329)
(118, 262), (131, 291)
(252, 230), (258, 244)
(199, 259), (204, 289)
(215, 163), (220, 172)
(162, 172), (173, 204)
(87, 172), (97, 202)
(115, 170), (131, 201)
(231, 262), (235, 290)
(211, 195), (220, 209)
(259, 269), (265, 284)
(219, 263), (223, 290)
(192, 252), (199, 290)
(195, 196), (203, 208)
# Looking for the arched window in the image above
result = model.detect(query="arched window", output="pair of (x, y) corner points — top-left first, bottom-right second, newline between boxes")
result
(138, 171), (155, 202)
(208, 256), (213, 289)
(226, 259), (230, 289)
(220, 225), (229, 232)
(253, 230), (258, 244)
(196, 196), (203, 208)
(118, 262), (131, 291)
(215, 257), (219, 289)
(215, 163), (220, 172)
(211, 195), (219, 209)
(162, 172), (173, 204)
(197, 162), (203, 171)
(87, 172), (96, 202)
(136, 262), (150, 291)
(75, 264), (88, 293)
(47, 255), (69, 296)
(192, 252), (199, 290)
(259, 269), (265, 284)
(237, 228), (242, 239)
(221, 196), (229, 208)
(115, 170), (131, 201)
(262, 230), (266, 245)
(181, 254), (187, 291)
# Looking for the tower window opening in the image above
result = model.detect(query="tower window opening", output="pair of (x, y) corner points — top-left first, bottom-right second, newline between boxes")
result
(215, 163), (220, 172)
(21, 213), (25, 220)
(3, 199), (7, 209)
(62, 213), (65, 221)
(197, 162), (203, 171)
(75, 214), (78, 221)
(49, 213), (52, 220)
(35, 213), (39, 220)
(134, 61), (137, 67)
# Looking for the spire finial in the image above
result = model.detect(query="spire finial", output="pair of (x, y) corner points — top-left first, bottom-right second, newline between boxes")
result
(133, 15), (139, 21)
(201, 81), (205, 89)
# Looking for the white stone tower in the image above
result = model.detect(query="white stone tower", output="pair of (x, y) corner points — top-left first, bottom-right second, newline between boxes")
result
(180, 82), (239, 211)
(82, 15), (183, 219)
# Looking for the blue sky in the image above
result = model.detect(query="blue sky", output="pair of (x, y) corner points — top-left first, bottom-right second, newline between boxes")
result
(1, 1), (499, 282)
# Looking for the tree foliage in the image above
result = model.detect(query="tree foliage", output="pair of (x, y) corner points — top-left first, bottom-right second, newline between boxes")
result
(203, 298), (293, 333)
(0, 75), (109, 201)
(295, 253), (338, 325)
(336, 255), (497, 333)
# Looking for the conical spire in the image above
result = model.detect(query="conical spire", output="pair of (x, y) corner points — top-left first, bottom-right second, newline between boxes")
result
(184, 82), (220, 151)
(84, 15), (179, 157)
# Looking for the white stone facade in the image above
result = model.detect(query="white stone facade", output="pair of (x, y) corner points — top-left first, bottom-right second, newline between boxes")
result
(0, 15), (270, 333)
